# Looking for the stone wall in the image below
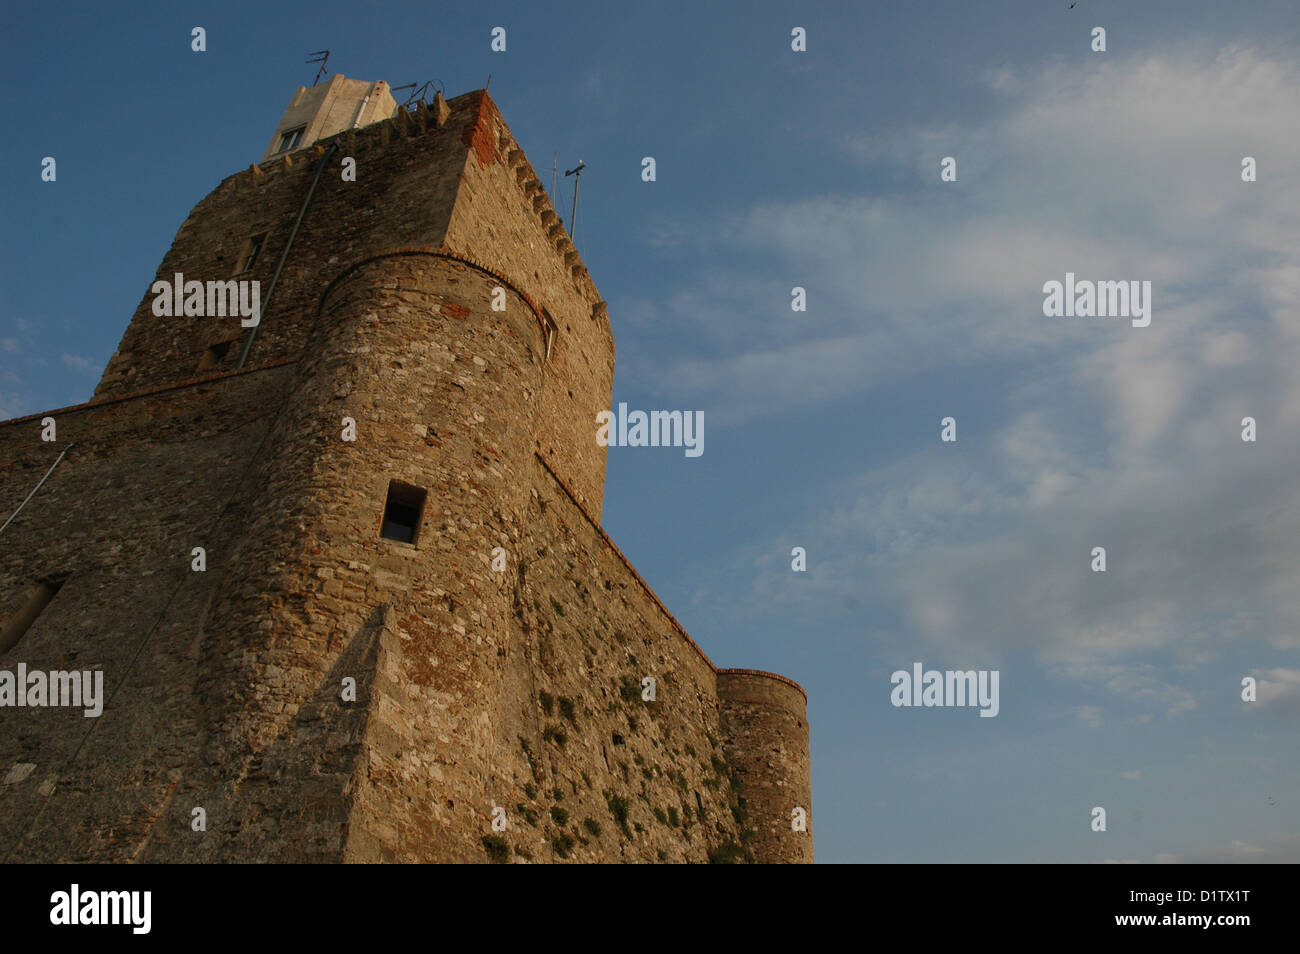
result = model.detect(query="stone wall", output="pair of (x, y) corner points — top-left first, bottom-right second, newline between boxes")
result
(93, 96), (469, 403)
(441, 92), (615, 519)
(438, 455), (752, 862)
(0, 366), (295, 861)
(92, 89), (611, 519)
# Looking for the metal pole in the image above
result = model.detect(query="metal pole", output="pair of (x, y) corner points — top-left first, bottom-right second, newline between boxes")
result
(238, 140), (339, 369)
(564, 160), (585, 247)
(570, 172), (579, 245)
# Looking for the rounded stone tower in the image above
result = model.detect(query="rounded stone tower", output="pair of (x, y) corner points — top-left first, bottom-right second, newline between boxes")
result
(184, 249), (552, 860)
(717, 669), (813, 863)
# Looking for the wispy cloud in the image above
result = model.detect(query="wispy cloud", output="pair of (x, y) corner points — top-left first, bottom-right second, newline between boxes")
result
(1108, 834), (1300, 864)
(665, 44), (1300, 699)
(1251, 668), (1300, 714)
(60, 353), (97, 373)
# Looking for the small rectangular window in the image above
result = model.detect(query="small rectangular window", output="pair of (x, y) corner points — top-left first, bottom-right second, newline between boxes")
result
(237, 233), (267, 274)
(380, 482), (426, 544)
(0, 578), (65, 655)
(277, 126), (306, 153)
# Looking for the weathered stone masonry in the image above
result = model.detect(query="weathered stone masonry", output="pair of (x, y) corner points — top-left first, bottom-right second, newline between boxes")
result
(0, 85), (812, 862)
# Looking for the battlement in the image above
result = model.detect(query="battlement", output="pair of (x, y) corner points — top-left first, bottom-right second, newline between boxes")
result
(235, 90), (604, 313)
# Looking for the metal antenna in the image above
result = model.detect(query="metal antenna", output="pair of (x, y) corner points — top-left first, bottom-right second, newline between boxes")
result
(307, 50), (330, 86)
(392, 80), (443, 111)
(564, 160), (585, 246)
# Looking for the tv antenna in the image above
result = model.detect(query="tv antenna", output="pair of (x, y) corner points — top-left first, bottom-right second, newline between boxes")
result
(307, 50), (330, 86)
(392, 80), (444, 111)
(564, 160), (585, 246)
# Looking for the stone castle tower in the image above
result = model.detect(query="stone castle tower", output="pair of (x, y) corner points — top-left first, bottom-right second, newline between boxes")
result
(0, 78), (812, 863)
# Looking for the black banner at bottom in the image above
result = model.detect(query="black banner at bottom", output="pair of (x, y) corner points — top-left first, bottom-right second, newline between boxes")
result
(9, 862), (1286, 940)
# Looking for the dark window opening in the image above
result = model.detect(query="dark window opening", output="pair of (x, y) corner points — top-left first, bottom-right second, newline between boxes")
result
(277, 126), (306, 153)
(197, 340), (232, 372)
(238, 233), (267, 274)
(380, 481), (426, 544)
(0, 578), (66, 655)
(541, 309), (558, 361)
(611, 732), (625, 746)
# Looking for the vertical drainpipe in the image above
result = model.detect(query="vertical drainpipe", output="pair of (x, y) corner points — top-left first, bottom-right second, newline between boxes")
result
(351, 89), (373, 129)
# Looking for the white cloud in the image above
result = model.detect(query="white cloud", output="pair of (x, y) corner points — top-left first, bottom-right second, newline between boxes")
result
(1076, 706), (1104, 729)
(1252, 668), (1300, 714)
(0, 392), (25, 420)
(60, 353), (96, 372)
(673, 44), (1300, 693)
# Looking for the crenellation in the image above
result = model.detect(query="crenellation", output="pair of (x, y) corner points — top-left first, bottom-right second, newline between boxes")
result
(425, 92), (447, 127)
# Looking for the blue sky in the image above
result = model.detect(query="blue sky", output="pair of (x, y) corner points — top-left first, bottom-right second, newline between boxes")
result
(3, 0), (1299, 863)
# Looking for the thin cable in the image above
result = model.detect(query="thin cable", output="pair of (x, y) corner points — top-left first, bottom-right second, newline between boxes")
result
(0, 442), (75, 537)
(238, 141), (339, 369)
